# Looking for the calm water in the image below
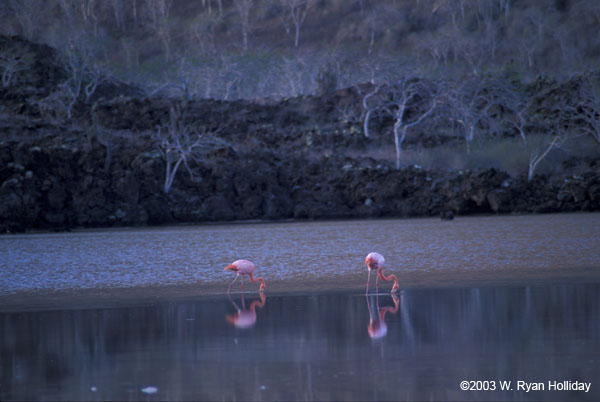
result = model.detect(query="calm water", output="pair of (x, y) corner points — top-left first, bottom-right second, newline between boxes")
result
(1, 287), (599, 401)
(1, 214), (600, 401)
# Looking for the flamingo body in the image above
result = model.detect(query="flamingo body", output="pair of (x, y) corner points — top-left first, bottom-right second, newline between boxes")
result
(224, 259), (266, 292)
(364, 252), (399, 294)
(229, 259), (255, 275)
(365, 252), (385, 270)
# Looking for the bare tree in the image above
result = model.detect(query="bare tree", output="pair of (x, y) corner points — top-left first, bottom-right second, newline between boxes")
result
(79, 0), (100, 37)
(382, 78), (438, 169)
(40, 39), (108, 120)
(154, 103), (213, 194)
(360, 84), (382, 138)
(234, 0), (253, 53)
(0, 47), (30, 88)
(527, 133), (565, 181)
(574, 76), (600, 144)
(110, 0), (126, 31)
(190, 11), (221, 56)
(446, 77), (505, 153)
(8, 0), (48, 40)
(501, 85), (535, 143)
(144, 0), (173, 61)
(276, 0), (314, 48)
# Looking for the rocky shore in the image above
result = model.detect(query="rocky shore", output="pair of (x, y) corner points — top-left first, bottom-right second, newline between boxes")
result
(1, 36), (599, 233)
(2, 136), (599, 233)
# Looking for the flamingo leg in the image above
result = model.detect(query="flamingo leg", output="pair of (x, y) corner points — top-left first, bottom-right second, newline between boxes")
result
(240, 275), (245, 292)
(228, 273), (239, 293)
(375, 271), (379, 294)
(366, 269), (371, 294)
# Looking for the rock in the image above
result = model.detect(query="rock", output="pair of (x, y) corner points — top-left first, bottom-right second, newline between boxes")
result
(440, 210), (454, 220)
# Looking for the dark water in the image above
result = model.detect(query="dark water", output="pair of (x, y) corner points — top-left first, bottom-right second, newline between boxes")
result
(2, 284), (599, 401)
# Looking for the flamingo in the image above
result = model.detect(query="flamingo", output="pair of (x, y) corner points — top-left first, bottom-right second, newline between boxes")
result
(226, 292), (266, 329)
(365, 252), (399, 294)
(366, 293), (400, 339)
(224, 259), (266, 293)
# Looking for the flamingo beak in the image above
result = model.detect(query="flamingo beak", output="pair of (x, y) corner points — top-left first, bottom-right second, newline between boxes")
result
(224, 264), (238, 272)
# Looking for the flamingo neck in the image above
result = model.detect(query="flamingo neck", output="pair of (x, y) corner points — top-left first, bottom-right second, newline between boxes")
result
(378, 269), (398, 291)
(248, 273), (266, 290)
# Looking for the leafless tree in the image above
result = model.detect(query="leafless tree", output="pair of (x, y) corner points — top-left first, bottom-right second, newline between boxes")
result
(527, 133), (565, 181)
(446, 77), (505, 153)
(190, 12), (221, 56)
(78, 0), (100, 37)
(110, 0), (126, 32)
(144, 0), (173, 61)
(276, 0), (314, 48)
(360, 84), (382, 138)
(8, 0), (48, 40)
(0, 47), (29, 88)
(573, 77), (600, 144)
(154, 103), (215, 194)
(234, 0), (253, 53)
(501, 85), (535, 144)
(382, 78), (439, 169)
(40, 39), (108, 120)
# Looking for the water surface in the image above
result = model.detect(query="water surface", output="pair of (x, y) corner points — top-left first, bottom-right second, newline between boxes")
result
(1, 285), (599, 401)
(1, 214), (599, 401)
(1, 213), (599, 296)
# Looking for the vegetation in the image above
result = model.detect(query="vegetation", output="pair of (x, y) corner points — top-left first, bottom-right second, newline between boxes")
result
(0, 1), (599, 232)
(2, 0), (600, 99)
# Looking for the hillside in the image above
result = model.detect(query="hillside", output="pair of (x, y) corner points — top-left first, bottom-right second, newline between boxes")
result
(0, 35), (599, 233)
(2, 0), (600, 99)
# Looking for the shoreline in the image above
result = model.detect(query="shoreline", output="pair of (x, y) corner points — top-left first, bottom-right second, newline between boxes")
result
(2, 265), (599, 313)
(1, 210), (596, 237)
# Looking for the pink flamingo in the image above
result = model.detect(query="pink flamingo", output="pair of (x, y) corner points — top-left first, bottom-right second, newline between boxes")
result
(366, 293), (400, 339)
(226, 292), (266, 329)
(365, 252), (399, 294)
(224, 259), (266, 293)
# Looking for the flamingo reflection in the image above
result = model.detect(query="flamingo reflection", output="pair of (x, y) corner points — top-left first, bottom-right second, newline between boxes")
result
(366, 292), (400, 339)
(226, 291), (266, 329)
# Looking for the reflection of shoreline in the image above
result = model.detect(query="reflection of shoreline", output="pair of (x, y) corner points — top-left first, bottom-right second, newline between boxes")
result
(2, 266), (600, 312)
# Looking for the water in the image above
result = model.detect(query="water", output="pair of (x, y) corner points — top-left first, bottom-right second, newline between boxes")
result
(1, 287), (599, 401)
(1, 213), (600, 400)
(1, 214), (599, 294)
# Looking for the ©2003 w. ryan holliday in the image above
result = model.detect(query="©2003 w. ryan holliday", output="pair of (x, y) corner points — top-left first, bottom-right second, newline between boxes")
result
(517, 381), (591, 393)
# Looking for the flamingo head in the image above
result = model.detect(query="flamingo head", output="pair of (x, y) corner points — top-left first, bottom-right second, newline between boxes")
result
(259, 281), (266, 292)
(391, 281), (399, 293)
(224, 264), (238, 272)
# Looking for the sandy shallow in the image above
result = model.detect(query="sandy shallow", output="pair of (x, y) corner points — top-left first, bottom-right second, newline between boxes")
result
(2, 264), (599, 312)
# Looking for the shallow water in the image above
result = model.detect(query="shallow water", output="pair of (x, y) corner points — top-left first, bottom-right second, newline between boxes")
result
(1, 285), (599, 401)
(1, 214), (599, 294)
(1, 214), (600, 401)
